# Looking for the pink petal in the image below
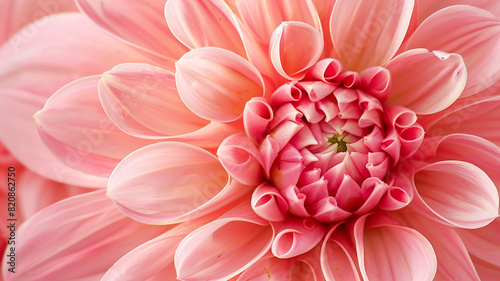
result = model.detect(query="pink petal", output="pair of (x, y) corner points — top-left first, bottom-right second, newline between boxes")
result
(321, 223), (362, 281)
(304, 58), (344, 83)
(420, 96), (500, 147)
(175, 204), (273, 281)
(385, 49), (466, 115)
(217, 134), (265, 186)
(0, 0), (77, 44)
(98, 63), (209, 138)
(470, 255), (500, 281)
(236, 0), (322, 45)
(270, 21), (323, 80)
(0, 13), (153, 186)
(237, 256), (318, 281)
(330, 0), (414, 71)
(383, 105), (418, 129)
(412, 160), (499, 229)
(417, 0), (500, 22)
(394, 210), (481, 280)
(252, 183), (289, 222)
(354, 213), (437, 281)
(359, 66), (392, 102)
(5, 190), (169, 280)
(458, 217), (500, 267)
(34, 76), (154, 178)
(165, 0), (245, 56)
(76, 0), (187, 63)
(408, 5), (500, 97)
(271, 217), (326, 258)
(243, 97), (274, 143)
(175, 47), (264, 122)
(107, 142), (247, 224)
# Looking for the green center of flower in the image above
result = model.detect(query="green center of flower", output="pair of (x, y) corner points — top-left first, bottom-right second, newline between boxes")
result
(327, 133), (348, 153)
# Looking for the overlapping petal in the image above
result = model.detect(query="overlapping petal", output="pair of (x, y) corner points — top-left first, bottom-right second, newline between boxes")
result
(34, 76), (154, 178)
(412, 160), (499, 229)
(330, 0), (414, 71)
(408, 5), (500, 97)
(98, 63), (209, 138)
(385, 49), (467, 114)
(1, 190), (169, 281)
(416, 0), (500, 27)
(0, 13), (153, 186)
(76, 0), (187, 64)
(175, 204), (273, 281)
(175, 47), (264, 122)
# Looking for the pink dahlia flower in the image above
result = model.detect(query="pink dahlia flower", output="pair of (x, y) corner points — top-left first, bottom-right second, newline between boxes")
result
(2, 0), (500, 280)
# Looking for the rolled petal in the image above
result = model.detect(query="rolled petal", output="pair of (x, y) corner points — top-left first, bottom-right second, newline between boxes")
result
(107, 142), (233, 224)
(175, 47), (264, 122)
(330, 0), (414, 71)
(243, 97), (274, 143)
(165, 0), (246, 56)
(271, 217), (326, 258)
(412, 160), (499, 229)
(354, 213), (437, 281)
(359, 66), (392, 102)
(305, 58), (344, 83)
(99, 63), (208, 138)
(236, 0), (322, 44)
(175, 204), (273, 281)
(76, 0), (187, 62)
(383, 105), (417, 129)
(35, 76), (154, 177)
(0, 13), (152, 186)
(217, 134), (265, 186)
(394, 210), (481, 280)
(399, 123), (424, 159)
(270, 21), (323, 80)
(385, 49), (467, 115)
(252, 183), (289, 222)
(408, 5), (500, 97)
(2, 190), (169, 280)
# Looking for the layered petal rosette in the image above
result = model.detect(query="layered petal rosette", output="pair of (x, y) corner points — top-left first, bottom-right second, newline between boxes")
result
(2, 0), (500, 280)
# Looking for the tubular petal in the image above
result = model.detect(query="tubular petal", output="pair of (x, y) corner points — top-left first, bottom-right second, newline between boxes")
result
(354, 213), (437, 281)
(271, 218), (326, 258)
(252, 183), (289, 222)
(99, 63), (209, 138)
(165, 0), (246, 56)
(175, 47), (264, 122)
(218, 134), (265, 186)
(0, 13), (153, 186)
(243, 97), (274, 143)
(385, 49), (467, 115)
(34, 76), (154, 178)
(408, 5), (500, 97)
(107, 142), (233, 224)
(330, 0), (414, 71)
(175, 206), (273, 281)
(76, 0), (187, 63)
(412, 160), (499, 229)
(359, 66), (392, 102)
(236, 0), (322, 45)
(270, 21), (324, 80)
(1, 190), (169, 281)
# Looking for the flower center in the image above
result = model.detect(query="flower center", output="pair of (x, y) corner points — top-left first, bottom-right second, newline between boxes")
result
(245, 59), (424, 224)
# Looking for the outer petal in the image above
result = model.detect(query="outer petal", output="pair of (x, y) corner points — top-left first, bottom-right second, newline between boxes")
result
(0, 13), (153, 186)
(270, 21), (324, 80)
(175, 204), (273, 281)
(385, 49), (466, 114)
(420, 96), (500, 147)
(408, 5), (500, 97)
(458, 217), (500, 268)
(236, 0), (322, 45)
(394, 210), (481, 280)
(1, 190), (169, 281)
(98, 63), (209, 138)
(0, 0), (78, 44)
(412, 160), (499, 229)
(165, 0), (245, 56)
(330, 0), (414, 71)
(354, 213), (437, 281)
(237, 255), (318, 281)
(34, 76), (153, 178)
(417, 0), (500, 22)
(76, 0), (187, 63)
(175, 47), (264, 122)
